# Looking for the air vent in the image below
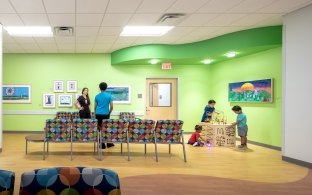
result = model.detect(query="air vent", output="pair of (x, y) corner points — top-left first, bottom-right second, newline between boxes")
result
(54, 26), (74, 36)
(157, 13), (186, 25)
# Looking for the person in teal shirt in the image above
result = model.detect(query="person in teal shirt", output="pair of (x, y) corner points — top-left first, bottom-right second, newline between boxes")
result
(94, 82), (114, 149)
(231, 105), (248, 149)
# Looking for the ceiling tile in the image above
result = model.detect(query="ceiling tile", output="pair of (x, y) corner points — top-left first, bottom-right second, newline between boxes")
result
(10, 0), (45, 13)
(58, 48), (75, 53)
(101, 14), (132, 26)
(205, 14), (246, 26)
(42, 48), (59, 53)
(76, 0), (109, 13)
(110, 43), (132, 52)
(43, 0), (75, 13)
(228, 0), (276, 13)
(55, 36), (75, 43)
(177, 14), (218, 26)
(197, 0), (243, 13)
(133, 37), (156, 45)
(0, 14), (24, 25)
(76, 36), (97, 43)
(167, 0), (210, 13)
(258, 0), (312, 13)
(76, 43), (94, 50)
(20, 14), (50, 25)
(136, 0), (176, 13)
(127, 14), (162, 25)
(75, 27), (99, 37)
(96, 35), (118, 43)
(76, 14), (104, 26)
(188, 26), (221, 36)
(115, 37), (137, 44)
(106, 0), (143, 13)
(212, 26), (248, 37)
(98, 27), (122, 36)
(56, 43), (75, 49)
(253, 15), (282, 27)
(231, 14), (278, 27)
(20, 43), (40, 50)
(165, 27), (198, 36)
(38, 43), (58, 49)
(92, 43), (112, 50)
(0, 0), (16, 13)
(4, 42), (24, 50)
(34, 37), (55, 43)
(14, 37), (36, 43)
(174, 35), (207, 44)
(48, 14), (75, 27)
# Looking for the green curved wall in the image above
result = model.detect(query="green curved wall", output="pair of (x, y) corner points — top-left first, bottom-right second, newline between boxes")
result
(111, 26), (282, 65)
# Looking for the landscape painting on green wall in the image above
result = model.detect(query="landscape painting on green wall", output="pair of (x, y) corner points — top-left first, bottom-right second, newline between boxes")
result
(229, 79), (273, 102)
(2, 85), (31, 103)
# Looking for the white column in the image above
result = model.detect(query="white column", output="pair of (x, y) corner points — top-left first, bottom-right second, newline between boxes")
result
(0, 23), (3, 152)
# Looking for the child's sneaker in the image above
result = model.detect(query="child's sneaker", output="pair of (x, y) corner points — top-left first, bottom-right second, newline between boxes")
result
(192, 142), (199, 147)
(237, 145), (244, 149)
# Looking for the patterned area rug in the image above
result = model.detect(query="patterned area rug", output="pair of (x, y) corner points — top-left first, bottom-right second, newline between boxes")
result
(121, 170), (312, 195)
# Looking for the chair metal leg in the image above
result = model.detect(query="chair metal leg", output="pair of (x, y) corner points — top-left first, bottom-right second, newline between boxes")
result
(126, 132), (130, 161)
(93, 142), (96, 153)
(154, 132), (158, 162)
(121, 143), (123, 154)
(43, 141), (45, 160)
(169, 144), (171, 154)
(70, 140), (73, 161)
(181, 132), (187, 162)
(25, 140), (28, 155)
(144, 144), (147, 154)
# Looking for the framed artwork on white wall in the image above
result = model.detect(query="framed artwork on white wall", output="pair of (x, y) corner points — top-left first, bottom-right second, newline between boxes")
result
(67, 80), (77, 93)
(43, 94), (55, 108)
(53, 80), (64, 92)
(58, 94), (72, 107)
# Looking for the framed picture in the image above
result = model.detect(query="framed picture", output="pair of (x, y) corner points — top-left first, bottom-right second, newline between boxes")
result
(43, 94), (55, 108)
(229, 78), (273, 103)
(106, 85), (131, 104)
(2, 85), (31, 103)
(67, 80), (77, 93)
(58, 94), (73, 107)
(53, 80), (64, 92)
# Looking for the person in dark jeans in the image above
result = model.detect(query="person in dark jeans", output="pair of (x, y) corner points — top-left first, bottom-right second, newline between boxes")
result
(76, 87), (91, 119)
(94, 82), (114, 149)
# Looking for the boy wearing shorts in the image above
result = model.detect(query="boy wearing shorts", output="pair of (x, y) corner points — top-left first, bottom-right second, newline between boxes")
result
(231, 106), (248, 149)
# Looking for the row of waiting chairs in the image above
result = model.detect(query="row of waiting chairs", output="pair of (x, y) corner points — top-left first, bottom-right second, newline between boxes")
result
(56, 111), (137, 121)
(44, 119), (186, 162)
(0, 167), (120, 195)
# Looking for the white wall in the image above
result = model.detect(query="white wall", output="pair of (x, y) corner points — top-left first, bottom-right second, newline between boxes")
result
(0, 24), (2, 152)
(283, 4), (312, 164)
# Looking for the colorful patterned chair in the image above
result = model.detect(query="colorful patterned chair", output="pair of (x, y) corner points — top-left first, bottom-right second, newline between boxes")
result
(71, 111), (80, 119)
(44, 119), (71, 160)
(55, 111), (72, 120)
(71, 118), (98, 160)
(119, 112), (136, 121)
(99, 119), (130, 161)
(155, 120), (187, 162)
(128, 119), (157, 161)
(0, 169), (15, 195)
(19, 167), (121, 195)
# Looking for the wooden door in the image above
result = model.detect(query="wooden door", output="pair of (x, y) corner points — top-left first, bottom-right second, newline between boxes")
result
(145, 78), (177, 120)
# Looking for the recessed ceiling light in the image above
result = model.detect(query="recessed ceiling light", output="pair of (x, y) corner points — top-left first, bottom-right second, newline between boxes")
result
(150, 59), (159, 64)
(120, 26), (174, 36)
(225, 51), (237, 58)
(202, 59), (213, 64)
(4, 26), (53, 37)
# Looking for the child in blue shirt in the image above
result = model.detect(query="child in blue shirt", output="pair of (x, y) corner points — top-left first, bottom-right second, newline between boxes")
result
(231, 105), (248, 149)
(201, 100), (216, 122)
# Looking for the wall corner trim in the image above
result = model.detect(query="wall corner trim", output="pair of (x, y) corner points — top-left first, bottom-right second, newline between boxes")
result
(282, 156), (312, 168)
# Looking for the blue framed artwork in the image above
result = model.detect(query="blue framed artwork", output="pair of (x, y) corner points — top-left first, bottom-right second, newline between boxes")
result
(2, 85), (32, 103)
(106, 85), (131, 104)
(229, 79), (273, 103)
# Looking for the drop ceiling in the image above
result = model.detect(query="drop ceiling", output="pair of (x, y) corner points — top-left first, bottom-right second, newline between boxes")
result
(1, 0), (311, 53)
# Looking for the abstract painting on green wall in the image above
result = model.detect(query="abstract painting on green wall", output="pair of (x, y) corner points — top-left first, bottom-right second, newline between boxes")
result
(229, 79), (273, 102)
(106, 85), (131, 104)
(2, 85), (31, 103)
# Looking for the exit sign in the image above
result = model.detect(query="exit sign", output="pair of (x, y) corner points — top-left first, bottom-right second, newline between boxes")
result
(162, 63), (172, 70)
